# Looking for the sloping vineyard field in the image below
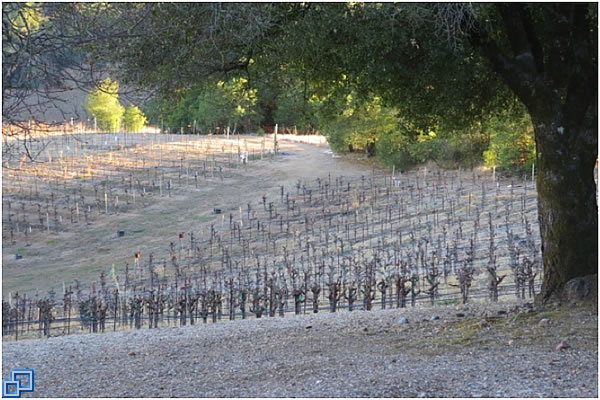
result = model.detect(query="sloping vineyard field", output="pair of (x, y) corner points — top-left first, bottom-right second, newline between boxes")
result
(2, 133), (541, 339)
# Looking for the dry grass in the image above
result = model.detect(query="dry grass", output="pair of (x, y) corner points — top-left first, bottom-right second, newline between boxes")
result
(413, 300), (598, 355)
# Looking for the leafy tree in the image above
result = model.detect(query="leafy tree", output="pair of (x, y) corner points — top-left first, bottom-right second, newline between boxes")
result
(99, 3), (279, 96)
(483, 106), (535, 174)
(86, 78), (124, 132)
(215, 77), (261, 132)
(325, 95), (397, 156)
(262, 3), (598, 301)
(123, 105), (147, 132)
(152, 77), (261, 134)
(271, 80), (321, 132)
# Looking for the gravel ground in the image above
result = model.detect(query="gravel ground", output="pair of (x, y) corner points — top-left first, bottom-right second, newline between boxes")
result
(2, 300), (597, 398)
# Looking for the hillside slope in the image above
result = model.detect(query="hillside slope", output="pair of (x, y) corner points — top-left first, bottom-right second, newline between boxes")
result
(2, 300), (597, 397)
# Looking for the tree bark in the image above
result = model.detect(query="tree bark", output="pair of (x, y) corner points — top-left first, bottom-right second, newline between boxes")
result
(531, 104), (597, 302)
(468, 3), (598, 302)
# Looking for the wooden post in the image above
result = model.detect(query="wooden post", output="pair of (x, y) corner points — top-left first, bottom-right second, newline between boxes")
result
(274, 124), (278, 155)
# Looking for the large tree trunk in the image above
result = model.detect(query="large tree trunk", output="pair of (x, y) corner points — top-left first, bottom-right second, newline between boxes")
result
(468, 3), (598, 303)
(530, 102), (597, 302)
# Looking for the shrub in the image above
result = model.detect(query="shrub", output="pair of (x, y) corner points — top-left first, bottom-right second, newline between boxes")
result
(86, 78), (124, 132)
(324, 95), (398, 156)
(123, 106), (147, 132)
(375, 126), (415, 170)
(483, 109), (535, 174)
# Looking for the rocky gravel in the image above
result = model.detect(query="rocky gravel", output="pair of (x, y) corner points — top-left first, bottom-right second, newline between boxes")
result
(2, 300), (597, 397)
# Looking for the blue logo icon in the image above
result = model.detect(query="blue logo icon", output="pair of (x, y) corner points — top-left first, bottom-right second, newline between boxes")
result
(2, 370), (34, 398)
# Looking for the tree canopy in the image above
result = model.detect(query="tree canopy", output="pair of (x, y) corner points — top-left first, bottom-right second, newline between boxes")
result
(123, 105), (147, 133)
(86, 78), (124, 132)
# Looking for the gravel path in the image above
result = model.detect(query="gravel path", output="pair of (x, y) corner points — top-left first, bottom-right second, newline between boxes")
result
(2, 301), (597, 397)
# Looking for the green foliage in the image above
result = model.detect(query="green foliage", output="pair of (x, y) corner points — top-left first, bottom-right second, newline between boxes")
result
(272, 84), (319, 132)
(86, 78), (124, 132)
(159, 78), (261, 133)
(375, 126), (416, 170)
(405, 135), (440, 165)
(322, 93), (493, 170)
(123, 106), (147, 132)
(324, 95), (397, 156)
(6, 2), (46, 33)
(483, 107), (535, 174)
